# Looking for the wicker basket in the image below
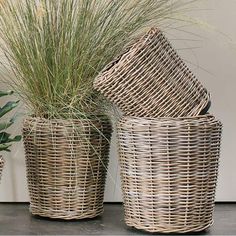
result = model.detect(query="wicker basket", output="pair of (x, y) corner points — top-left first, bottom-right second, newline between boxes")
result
(117, 115), (222, 233)
(0, 156), (4, 183)
(94, 28), (210, 118)
(23, 116), (112, 220)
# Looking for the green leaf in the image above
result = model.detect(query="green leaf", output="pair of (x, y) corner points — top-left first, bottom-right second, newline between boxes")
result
(0, 91), (14, 97)
(0, 120), (14, 131)
(0, 132), (21, 144)
(0, 143), (11, 152)
(0, 132), (11, 143)
(11, 135), (22, 142)
(0, 115), (18, 132)
(0, 101), (19, 118)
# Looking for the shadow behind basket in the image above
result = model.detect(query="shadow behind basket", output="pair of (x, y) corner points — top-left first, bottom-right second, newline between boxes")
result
(23, 116), (112, 220)
(94, 28), (210, 118)
(117, 115), (222, 233)
(0, 156), (4, 183)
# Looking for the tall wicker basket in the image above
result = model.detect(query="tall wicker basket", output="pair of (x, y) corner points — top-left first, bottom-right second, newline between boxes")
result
(0, 156), (4, 183)
(117, 115), (222, 233)
(23, 116), (112, 220)
(94, 28), (210, 118)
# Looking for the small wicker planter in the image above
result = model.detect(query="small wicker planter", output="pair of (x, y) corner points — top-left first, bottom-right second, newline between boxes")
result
(0, 156), (4, 183)
(117, 115), (222, 233)
(94, 28), (210, 118)
(23, 116), (112, 220)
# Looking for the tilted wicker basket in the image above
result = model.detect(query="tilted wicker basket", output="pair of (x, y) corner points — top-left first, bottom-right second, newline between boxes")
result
(23, 116), (112, 220)
(117, 115), (222, 233)
(0, 156), (4, 183)
(94, 28), (210, 118)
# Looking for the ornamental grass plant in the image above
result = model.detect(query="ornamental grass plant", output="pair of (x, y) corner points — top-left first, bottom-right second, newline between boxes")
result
(0, 0), (196, 120)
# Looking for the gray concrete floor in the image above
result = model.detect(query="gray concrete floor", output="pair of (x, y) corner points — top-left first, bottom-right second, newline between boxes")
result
(0, 203), (235, 235)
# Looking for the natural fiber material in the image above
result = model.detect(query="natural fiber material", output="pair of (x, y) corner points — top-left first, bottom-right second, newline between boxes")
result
(23, 116), (112, 220)
(94, 28), (210, 118)
(0, 156), (4, 182)
(117, 115), (222, 233)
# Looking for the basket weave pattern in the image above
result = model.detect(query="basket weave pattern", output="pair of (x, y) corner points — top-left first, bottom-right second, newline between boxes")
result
(0, 156), (4, 182)
(23, 116), (112, 220)
(94, 28), (210, 118)
(117, 115), (222, 233)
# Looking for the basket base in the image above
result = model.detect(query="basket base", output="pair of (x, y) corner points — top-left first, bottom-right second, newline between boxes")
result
(30, 206), (104, 220)
(125, 220), (213, 234)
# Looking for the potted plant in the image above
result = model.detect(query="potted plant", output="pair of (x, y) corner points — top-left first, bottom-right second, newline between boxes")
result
(0, 90), (21, 182)
(0, 0), (195, 219)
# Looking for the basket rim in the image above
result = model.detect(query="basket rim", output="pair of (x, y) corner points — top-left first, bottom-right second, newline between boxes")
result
(118, 114), (222, 128)
(95, 28), (162, 81)
(119, 113), (218, 121)
(24, 114), (110, 124)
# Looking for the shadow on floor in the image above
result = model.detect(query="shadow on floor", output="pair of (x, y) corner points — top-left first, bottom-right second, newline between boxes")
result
(0, 203), (235, 235)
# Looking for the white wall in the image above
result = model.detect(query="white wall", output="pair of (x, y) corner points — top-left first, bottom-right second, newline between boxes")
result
(1, 0), (236, 202)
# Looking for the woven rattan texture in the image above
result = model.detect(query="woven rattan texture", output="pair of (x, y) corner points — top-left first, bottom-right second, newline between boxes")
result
(94, 28), (210, 118)
(23, 116), (112, 220)
(0, 156), (4, 183)
(117, 115), (222, 233)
